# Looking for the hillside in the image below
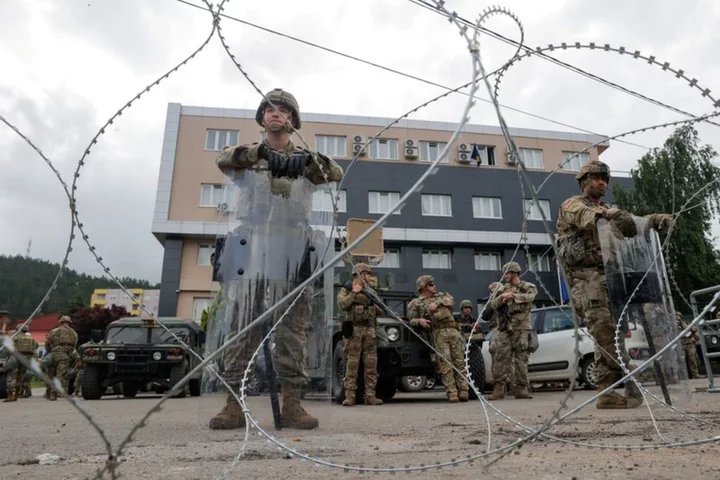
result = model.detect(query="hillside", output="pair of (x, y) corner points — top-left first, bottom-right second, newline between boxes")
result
(0, 254), (160, 319)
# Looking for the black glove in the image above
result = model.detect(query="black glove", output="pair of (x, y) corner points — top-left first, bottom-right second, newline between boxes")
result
(286, 151), (310, 179)
(258, 144), (289, 178)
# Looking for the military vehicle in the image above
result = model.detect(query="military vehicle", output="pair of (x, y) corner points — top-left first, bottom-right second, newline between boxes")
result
(0, 341), (8, 399)
(79, 317), (206, 400)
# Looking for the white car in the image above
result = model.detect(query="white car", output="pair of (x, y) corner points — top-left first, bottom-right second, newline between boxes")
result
(481, 305), (649, 390)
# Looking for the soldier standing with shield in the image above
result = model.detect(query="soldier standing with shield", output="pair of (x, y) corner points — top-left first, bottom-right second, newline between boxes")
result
(207, 89), (342, 430)
(557, 160), (673, 409)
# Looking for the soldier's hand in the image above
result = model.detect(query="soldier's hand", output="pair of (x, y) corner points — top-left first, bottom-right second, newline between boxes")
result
(602, 208), (622, 220)
(286, 152), (309, 179)
(418, 319), (431, 329)
(652, 213), (674, 231)
(500, 292), (513, 302)
(260, 146), (290, 178)
(428, 302), (438, 312)
(351, 281), (363, 293)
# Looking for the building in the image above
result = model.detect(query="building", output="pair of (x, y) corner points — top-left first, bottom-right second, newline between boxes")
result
(151, 103), (631, 319)
(90, 289), (160, 319)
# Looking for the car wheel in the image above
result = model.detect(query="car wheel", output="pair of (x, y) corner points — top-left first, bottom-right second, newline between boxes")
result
(400, 375), (426, 392)
(467, 344), (486, 399)
(82, 365), (103, 400)
(122, 381), (138, 398)
(581, 356), (597, 390)
(424, 376), (436, 390)
(169, 361), (188, 398)
(0, 373), (7, 399)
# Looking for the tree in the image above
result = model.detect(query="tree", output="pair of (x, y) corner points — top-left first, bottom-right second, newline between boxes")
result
(71, 304), (135, 345)
(613, 125), (720, 312)
(61, 294), (88, 316)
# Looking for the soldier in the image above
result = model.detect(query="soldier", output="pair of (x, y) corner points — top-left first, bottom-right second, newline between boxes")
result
(3, 325), (36, 402)
(676, 313), (700, 379)
(44, 315), (79, 400)
(408, 275), (469, 402)
(455, 300), (478, 336)
(486, 262), (537, 400)
(482, 282), (516, 394)
(207, 88), (343, 430)
(19, 328), (39, 398)
(556, 160), (673, 409)
(336, 263), (384, 406)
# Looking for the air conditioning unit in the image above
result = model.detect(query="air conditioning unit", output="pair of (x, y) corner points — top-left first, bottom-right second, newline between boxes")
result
(505, 151), (518, 165)
(352, 143), (366, 155)
(405, 139), (418, 148)
(458, 151), (471, 164)
(217, 202), (230, 215)
(405, 147), (418, 159)
(458, 143), (471, 153)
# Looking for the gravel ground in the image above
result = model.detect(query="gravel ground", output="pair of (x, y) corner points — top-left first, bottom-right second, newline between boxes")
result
(1, 380), (718, 479)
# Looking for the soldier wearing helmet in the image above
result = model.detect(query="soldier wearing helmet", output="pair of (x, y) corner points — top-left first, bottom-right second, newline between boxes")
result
(455, 300), (477, 336)
(557, 158), (673, 409)
(486, 262), (537, 401)
(2, 321), (37, 403)
(336, 263), (384, 407)
(43, 315), (79, 401)
(675, 313), (700, 379)
(209, 88), (343, 431)
(408, 275), (469, 403)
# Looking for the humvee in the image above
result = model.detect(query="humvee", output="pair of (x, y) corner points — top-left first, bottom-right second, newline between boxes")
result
(79, 317), (206, 400)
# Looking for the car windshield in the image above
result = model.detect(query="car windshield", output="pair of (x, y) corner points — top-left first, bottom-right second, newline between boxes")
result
(151, 327), (190, 344)
(106, 327), (147, 344)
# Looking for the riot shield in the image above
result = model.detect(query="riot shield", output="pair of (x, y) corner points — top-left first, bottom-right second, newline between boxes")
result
(597, 215), (692, 405)
(200, 167), (335, 435)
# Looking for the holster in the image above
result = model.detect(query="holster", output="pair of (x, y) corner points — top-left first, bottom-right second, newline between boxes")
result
(341, 320), (354, 339)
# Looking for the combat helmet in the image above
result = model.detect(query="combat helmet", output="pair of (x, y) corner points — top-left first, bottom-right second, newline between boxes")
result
(255, 88), (301, 130)
(503, 262), (521, 274)
(416, 275), (435, 292)
(17, 324), (28, 333)
(352, 262), (372, 275)
(575, 160), (610, 186)
(460, 300), (473, 309)
(58, 315), (72, 325)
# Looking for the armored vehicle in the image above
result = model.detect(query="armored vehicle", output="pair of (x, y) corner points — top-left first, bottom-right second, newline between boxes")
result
(79, 317), (206, 400)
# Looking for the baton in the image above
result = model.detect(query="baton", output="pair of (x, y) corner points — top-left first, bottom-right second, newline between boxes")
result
(261, 321), (282, 431)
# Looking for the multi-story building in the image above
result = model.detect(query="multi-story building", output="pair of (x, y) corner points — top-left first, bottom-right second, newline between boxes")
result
(151, 103), (631, 320)
(91, 288), (160, 319)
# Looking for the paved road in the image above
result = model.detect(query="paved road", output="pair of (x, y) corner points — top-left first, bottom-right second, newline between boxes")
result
(1, 381), (718, 479)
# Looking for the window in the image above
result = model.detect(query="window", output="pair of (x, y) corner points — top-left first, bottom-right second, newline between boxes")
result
(419, 141), (449, 163)
(312, 187), (346, 212)
(369, 138), (399, 159)
(541, 308), (577, 333)
(206, 129), (239, 151)
(472, 197), (502, 219)
(519, 148), (544, 169)
(561, 151), (589, 172)
(368, 191), (402, 215)
(523, 199), (551, 221)
(527, 251), (551, 272)
(192, 298), (212, 322)
(422, 249), (452, 269)
(379, 248), (400, 268)
(472, 145), (496, 166)
(316, 135), (346, 158)
(421, 194), (452, 217)
(474, 252), (501, 271)
(197, 243), (215, 266)
(200, 184), (230, 207)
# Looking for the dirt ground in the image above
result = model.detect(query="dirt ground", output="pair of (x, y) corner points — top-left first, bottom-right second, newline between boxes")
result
(1, 380), (718, 479)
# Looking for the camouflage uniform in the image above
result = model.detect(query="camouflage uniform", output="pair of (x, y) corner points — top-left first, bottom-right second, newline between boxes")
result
(19, 332), (39, 398)
(408, 275), (468, 402)
(337, 263), (384, 406)
(676, 313), (700, 379)
(208, 89), (343, 431)
(487, 262), (537, 400)
(557, 160), (673, 409)
(455, 300), (476, 335)
(2, 326), (36, 402)
(44, 316), (79, 400)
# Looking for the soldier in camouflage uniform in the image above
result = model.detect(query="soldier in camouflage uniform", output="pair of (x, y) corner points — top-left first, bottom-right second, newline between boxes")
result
(2, 325), (36, 402)
(337, 263), (384, 406)
(556, 160), (673, 409)
(676, 313), (700, 379)
(208, 89), (343, 430)
(455, 300), (478, 336)
(408, 275), (469, 402)
(19, 328), (39, 398)
(44, 316), (79, 400)
(486, 262), (537, 400)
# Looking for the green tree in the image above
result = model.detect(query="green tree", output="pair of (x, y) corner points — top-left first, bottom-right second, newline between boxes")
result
(613, 125), (720, 312)
(71, 304), (134, 345)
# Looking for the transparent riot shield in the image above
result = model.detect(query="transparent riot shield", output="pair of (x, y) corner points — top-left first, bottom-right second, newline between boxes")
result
(598, 215), (692, 405)
(200, 166), (335, 438)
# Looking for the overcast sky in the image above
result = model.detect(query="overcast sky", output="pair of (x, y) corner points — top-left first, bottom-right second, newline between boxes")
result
(1, 0), (719, 286)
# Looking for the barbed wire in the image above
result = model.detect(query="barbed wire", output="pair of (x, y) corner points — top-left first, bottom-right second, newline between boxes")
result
(2, 0), (720, 478)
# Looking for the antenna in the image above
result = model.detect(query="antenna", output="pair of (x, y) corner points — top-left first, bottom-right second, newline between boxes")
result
(25, 238), (32, 257)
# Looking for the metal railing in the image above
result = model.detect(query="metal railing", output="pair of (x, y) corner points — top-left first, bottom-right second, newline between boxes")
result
(690, 284), (720, 392)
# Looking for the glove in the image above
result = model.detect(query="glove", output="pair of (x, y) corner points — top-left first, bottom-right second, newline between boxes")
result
(602, 208), (622, 220)
(611, 212), (638, 238)
(286, 151), (310, 179)
(258, 144), (289, 178)
(649, 213), (674, 231)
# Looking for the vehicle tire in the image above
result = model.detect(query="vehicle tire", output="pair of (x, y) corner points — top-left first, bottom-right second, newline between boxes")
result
(332, 343), (346, 403)
(122, 381), (138, 398)
(400, 375), (426, 392)
(82, 365), (103, 400)
(424, 376), (436, 390)
(467, 344), (486, 400)
(0, 373), (7, 399)
(169, 361), (188, 398)
(189, 378), (201, 397)
(376, 377), (396, 401)
(580, 356), (597, 390)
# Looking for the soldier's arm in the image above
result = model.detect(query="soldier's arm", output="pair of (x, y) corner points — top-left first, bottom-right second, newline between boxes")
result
(512, 283), (538, 303)
(215, 144), (264, 175)
(560, 197), (606, 231)
(489, 287), (505, 310)
(337, 287), (356, 311)
(438, 293), (454, 308)
(407, 300), (422, 327)
(374, 305), (384, 316)
(304, 151), (344, 185)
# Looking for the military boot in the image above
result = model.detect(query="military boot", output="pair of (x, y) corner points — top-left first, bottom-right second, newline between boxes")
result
(342, 392), (356, 407)
(623, 380), (644, 409)
(280, 384), (319, 430)
(458, 390), (469, 402)
(364, 392), (383, 405)
(209, 392), (246, 430)
(49, 391), (57, 401)
(513, 386), (533, 399)
(448, 392), (459, 403)
(3, 391), (17, 403)
(486, 383), (505, 401)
